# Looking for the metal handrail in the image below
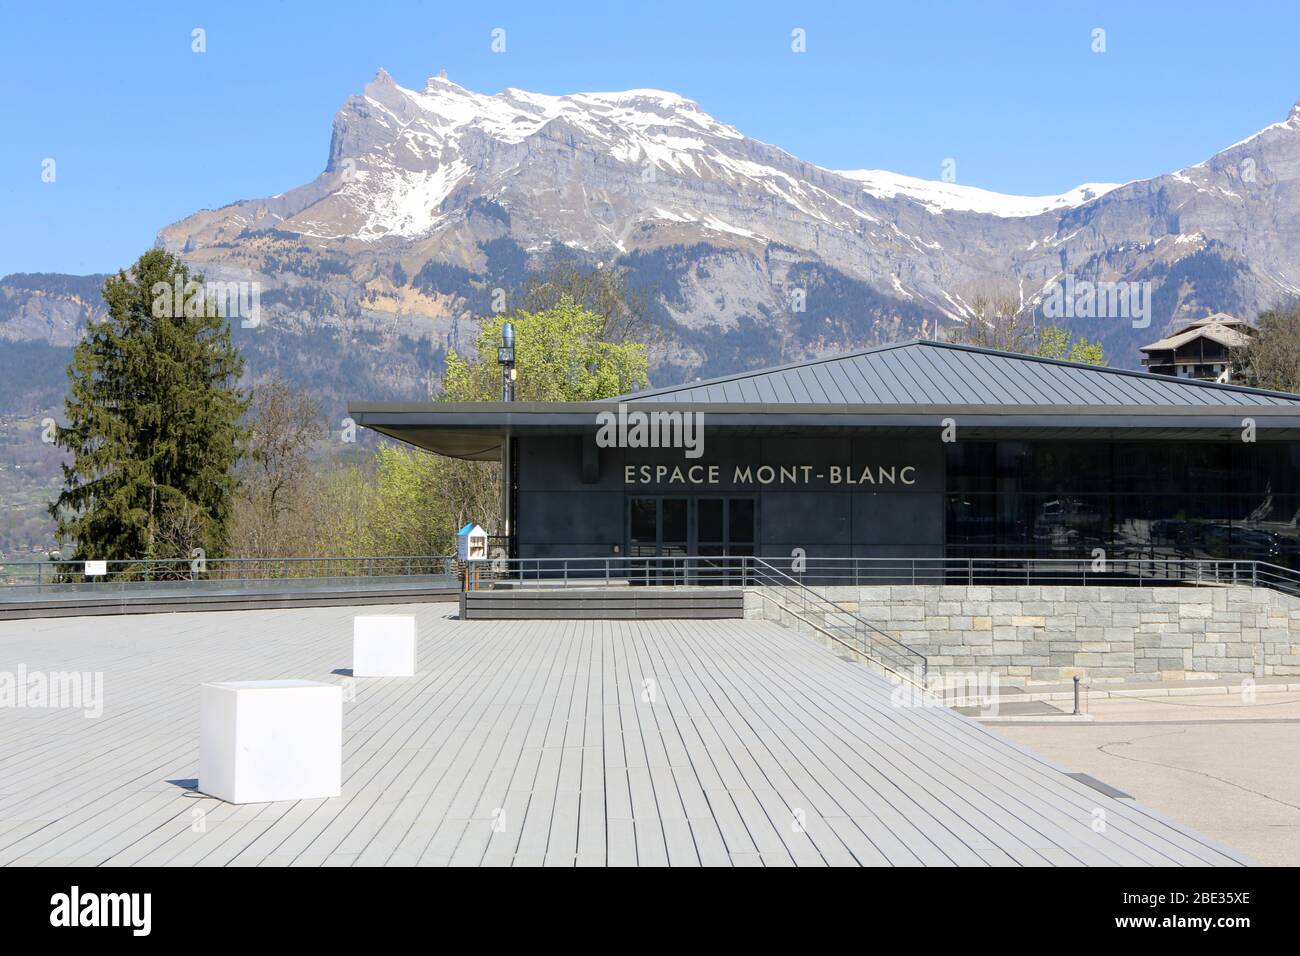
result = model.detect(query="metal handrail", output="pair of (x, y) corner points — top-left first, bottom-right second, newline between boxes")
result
(462, 553), (928, 685)
(1252, 561), (1300, 597)
(744, 556), (928, 687)
(461, 554), (1300, 593)
(0, 555), (459, 589)
(4, 552), (1297, 599)
(465, 554), (749, 589)
(740, 556), (1298, 590)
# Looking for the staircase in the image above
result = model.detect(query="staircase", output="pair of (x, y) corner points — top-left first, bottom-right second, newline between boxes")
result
(461, 586), (744, 620)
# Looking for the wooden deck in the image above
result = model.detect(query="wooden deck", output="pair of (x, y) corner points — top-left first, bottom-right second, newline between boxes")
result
(0, 606), (1248, 866)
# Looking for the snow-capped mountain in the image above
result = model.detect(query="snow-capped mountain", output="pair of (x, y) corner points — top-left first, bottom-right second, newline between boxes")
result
(9, 72), (1300, 413)
(833, 169), (1121, 219)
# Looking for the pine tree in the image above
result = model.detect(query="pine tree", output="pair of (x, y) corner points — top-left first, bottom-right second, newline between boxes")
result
(49, 249), (248, 562)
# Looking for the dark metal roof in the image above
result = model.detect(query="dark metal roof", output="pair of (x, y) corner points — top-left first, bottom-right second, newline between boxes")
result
(617, 340), (1300, 408)
(349, 341), (1300, 459)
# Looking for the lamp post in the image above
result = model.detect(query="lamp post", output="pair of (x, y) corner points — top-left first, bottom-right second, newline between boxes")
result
(498, 322), (516, 403)
(497, 322), (516, 559)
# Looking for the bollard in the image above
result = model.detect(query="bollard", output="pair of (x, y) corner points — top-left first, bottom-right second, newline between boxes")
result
(1072, 675), (1081, 716)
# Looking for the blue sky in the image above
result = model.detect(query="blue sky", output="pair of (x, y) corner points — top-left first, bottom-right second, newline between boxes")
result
(3, 0), (1298, 275)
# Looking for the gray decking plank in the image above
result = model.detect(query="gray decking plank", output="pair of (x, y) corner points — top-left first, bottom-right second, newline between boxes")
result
(0, 608), (1250, 867)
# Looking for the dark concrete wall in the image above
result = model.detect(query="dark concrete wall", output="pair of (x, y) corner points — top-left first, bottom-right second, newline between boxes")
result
(515, 433), (946, 559)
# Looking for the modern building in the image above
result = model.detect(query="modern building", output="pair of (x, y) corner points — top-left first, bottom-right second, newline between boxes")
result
(1139, 313), (1256, 381)
(351, 340), (1300, 572)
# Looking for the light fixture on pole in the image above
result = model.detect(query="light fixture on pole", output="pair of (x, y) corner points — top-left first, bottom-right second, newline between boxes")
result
(498, 322), (516, 402)
(497, 321), (517, 560)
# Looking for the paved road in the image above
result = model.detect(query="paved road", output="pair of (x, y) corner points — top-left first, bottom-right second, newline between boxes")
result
(994, 717), (1300, 866)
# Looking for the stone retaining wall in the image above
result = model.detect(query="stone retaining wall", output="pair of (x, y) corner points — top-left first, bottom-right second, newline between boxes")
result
(745, 584), (1300, 683)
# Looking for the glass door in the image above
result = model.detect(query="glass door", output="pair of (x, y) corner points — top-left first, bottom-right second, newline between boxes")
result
(695, 497), (755, 584)
(627, 496), (689, 584)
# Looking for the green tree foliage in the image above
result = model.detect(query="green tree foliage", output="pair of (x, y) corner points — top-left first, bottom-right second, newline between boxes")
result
(221, 297), (649, 559)
(50, 250), (247, 561)
(1035, 325), (1107, 366)
(1236, 306), (1300, 393)
(522, 261), (656, 345)
(360, 445), (449, 556)
(443, 296), (650, 402)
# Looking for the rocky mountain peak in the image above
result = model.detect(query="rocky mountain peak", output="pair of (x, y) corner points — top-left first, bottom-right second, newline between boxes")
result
(137, 75), (1300, 386)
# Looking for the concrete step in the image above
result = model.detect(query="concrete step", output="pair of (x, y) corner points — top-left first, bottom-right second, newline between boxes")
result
(462, 586), (745, 620)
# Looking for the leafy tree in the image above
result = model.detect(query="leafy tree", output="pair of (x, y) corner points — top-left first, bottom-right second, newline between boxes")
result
(307, 460), (373, 557)
(443, 295), (650, 402)
(523, 261), (656, 345)
(364, 445), (458, 556)
(948, 292), (1106, 365)
(226, 295), (652, 561)
(426, 296), (651, 545)
(1235, 306), (1300, 392)
(230, 381), (322, 557)
(948, 292), (1038, 353)
(1036, 326), (1106, 366)
(49, 250), (247, 561)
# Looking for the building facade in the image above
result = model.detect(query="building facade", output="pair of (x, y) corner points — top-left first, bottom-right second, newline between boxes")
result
(352, 341), (1300, 572)
(1139, 313), (1256, 381)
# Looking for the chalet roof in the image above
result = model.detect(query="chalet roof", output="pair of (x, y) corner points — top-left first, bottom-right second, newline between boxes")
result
(1140, 318), (1254, 354)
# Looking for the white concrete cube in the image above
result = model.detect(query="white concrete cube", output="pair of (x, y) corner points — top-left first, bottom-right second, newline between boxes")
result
(199, 680), (342, 804)
(352, 615), (417, 677)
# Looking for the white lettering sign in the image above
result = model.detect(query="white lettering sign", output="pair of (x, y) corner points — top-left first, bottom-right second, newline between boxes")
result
(622, 463), (918, 486)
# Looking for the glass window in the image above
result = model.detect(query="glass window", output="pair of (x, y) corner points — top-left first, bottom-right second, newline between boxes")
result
(729, 498), (755, 543)
(629, 498), (656, 544)
(698, 499), (723, 543)
(662, 498), (688, 543)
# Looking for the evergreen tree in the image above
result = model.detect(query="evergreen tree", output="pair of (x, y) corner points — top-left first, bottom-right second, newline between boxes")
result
(49, 249), (248, 562)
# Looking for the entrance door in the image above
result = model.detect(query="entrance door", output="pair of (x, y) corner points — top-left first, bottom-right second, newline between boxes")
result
(628, 496), (756, 585)
(628, 496), (689, 584)
(696, 497), (756, 583)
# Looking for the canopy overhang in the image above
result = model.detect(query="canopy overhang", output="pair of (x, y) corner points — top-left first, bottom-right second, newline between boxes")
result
(348, 400), (1300, 461)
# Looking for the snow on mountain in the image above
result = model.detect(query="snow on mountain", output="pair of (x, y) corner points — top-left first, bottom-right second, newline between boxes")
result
(138, 74), (1300, 391)
(318, 71), (762, 241)
(833, 169), (1121, 218)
